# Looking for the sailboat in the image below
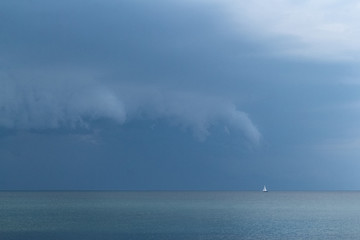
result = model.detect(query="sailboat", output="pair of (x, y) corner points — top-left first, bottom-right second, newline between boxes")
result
(262, 185), (268, 192)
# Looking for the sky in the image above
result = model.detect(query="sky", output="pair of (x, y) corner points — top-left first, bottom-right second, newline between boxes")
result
(1, 0), (360, 190)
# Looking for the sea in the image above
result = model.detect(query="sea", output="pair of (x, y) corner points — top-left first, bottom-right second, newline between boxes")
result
(1, 191), (360, 240)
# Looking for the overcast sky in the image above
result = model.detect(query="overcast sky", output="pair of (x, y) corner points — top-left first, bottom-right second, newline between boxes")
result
(1, 0), (360, 190)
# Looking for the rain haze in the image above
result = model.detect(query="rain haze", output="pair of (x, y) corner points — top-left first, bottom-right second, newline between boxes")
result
(1, 0), (360, 190)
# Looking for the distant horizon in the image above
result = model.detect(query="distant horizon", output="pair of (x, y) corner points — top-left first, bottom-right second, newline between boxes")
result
(2, 188), (360, 192)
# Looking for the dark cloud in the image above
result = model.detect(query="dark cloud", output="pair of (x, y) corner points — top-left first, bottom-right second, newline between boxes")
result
(0, 0), (261, 144)
(1, 0), (360, 190)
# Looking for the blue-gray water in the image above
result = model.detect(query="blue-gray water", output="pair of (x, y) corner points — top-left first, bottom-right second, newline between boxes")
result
(1, 191), (360, 239)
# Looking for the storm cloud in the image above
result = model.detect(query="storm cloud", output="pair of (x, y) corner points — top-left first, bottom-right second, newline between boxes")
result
(0, 0), (261, 143)
(0, 73), (260, 143)
(4, 0), (360, 190)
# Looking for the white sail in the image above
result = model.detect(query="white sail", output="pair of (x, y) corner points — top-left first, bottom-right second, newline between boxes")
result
(262, 185), (268, 192)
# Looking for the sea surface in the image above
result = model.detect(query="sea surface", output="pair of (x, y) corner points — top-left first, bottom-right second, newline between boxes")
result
(1, 191), (360, 239)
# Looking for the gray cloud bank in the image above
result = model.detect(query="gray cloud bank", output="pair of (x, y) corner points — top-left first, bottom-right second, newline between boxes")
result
(0, 73), (260, 143)
(0, 0), (261, 144)
(3, 0), (360, 190)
